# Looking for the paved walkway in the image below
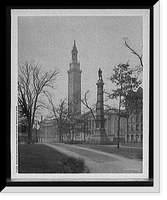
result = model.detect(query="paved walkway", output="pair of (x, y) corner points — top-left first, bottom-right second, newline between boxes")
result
(43, 143), (143, 173)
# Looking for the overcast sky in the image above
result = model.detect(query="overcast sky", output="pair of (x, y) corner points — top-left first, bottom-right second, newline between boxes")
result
(18, 15), (143, 115)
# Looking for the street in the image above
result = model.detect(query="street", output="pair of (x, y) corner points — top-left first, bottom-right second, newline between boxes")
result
(43, 143), (143, 173)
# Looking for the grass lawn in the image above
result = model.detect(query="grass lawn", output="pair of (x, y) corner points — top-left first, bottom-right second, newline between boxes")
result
(76, 145), (143, 160)
(18, 144), (87, 173)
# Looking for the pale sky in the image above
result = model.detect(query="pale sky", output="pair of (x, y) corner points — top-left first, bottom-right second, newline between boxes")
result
(18, 16), (143, 115)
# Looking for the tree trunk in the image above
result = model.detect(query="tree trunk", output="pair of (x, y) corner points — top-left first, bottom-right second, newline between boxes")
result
(83, 117), (86, 143)
(117, 116), (120, 148)
(59, 127), (63, 143)
(117, 94), (121, 148)
(62, 131), (64, 143)
(126, 116), (128, 143)
(71, 126), (75, 142)
(59, 131), (61, 143)
(27, 124), (32, 144)
(84, 125), (86, 143)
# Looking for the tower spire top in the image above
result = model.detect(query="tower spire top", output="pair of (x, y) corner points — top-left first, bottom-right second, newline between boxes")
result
(72, 40), (78, 53)
(71, 40), (78, 62)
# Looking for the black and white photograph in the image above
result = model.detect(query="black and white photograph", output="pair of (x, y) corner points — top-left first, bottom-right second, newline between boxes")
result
(6, 6), (160, 192)
(13, 9), (148, 178)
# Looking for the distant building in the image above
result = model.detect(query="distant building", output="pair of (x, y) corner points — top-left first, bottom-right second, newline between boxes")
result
(125, 87), (143, 143)
(39, 109), (127, 144)
(38, 106), (143, 145)
(39, 118), (58, 142)
(125, 112), (143, 143)
(67, 40), (82, 116)
(75, 109), (127, 143)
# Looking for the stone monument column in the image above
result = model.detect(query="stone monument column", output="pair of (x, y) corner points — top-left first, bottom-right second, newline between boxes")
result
(96, 77), (105, 129)
(91, 68), (109, 144)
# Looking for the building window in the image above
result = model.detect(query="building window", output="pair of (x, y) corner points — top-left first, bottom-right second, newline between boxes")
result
(96, 121), (99, 128)
(141, 115), (143, 122)
(76, 132), (79, 137)
(136, 115), (140, 123)
(127, 124), (130, 132)
(136, 124), (139, 131)
(88, 120), (91, 129)
(131, 116), (133, 122)
(121, 128), (124, 136)
(131, 116), (135, 123)
(127, 134), (129, 142)
(141, 124), (143, 131)
(131, 124), (134, 131)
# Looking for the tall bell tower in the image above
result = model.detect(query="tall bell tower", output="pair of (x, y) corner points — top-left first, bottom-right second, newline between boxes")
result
(67, 40), (82, 115)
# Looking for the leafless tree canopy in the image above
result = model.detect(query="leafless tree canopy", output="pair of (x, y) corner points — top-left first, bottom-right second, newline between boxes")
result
(18, 61), (59, 144)
(45, 92), (69, 142)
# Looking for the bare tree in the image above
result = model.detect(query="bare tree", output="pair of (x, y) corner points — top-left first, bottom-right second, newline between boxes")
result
(79, 90), (96, 120)
(18, 61), (59, 144)
(46, 93), (69, 143)
(124, 38), (143, 75)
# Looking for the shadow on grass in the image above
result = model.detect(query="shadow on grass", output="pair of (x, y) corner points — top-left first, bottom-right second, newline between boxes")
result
(61, 157), (89, 173)
(18, 144), (89, 173)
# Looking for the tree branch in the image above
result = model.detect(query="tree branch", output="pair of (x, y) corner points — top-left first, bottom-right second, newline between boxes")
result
(79, 90), (96, 120)
(124, 39), (143, 68)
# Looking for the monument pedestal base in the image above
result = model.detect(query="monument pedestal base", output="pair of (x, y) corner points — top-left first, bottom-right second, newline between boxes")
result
(90, 128), (109, 144)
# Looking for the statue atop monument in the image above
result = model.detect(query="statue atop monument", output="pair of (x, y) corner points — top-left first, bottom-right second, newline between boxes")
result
(98, 68), (103, 80)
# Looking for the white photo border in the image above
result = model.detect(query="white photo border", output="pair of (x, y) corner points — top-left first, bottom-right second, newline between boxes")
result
(8, 5), (155, 188)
